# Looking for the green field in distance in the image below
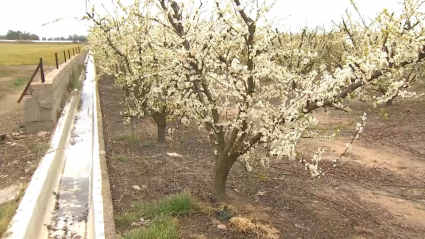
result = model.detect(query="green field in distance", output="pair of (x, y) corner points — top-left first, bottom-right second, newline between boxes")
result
(0, 42), (87, 66)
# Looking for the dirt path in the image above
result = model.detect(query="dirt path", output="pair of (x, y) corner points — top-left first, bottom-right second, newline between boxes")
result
(0, 91), (24, 117)
(0, 65), (55, 116)
(299, 135), (425, 237)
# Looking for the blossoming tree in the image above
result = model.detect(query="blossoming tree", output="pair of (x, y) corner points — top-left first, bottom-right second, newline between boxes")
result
(88, 0), (425, 199)
(87, 2), (178, 142)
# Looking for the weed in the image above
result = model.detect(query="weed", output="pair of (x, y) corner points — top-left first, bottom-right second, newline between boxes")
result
(113, 154), (128, 162)
(257, 170), (268, 182)
(119, 217), (178, 239)
(0, 187), (24, 237)
(142, 141), (156, 148)
(67, 69), (81, 92)
(114, 134), (140, 143)
(78, 99), (83, 111)
(0, 201), (18, 236)
(31, 143), (49, 158)
(133, 190), (199, 218)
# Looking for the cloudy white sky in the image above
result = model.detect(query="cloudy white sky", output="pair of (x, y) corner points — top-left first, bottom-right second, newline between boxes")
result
(0, 0), (406, 38)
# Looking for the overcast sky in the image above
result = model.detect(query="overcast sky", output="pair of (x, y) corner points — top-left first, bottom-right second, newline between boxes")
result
(0, 0), (406, 38)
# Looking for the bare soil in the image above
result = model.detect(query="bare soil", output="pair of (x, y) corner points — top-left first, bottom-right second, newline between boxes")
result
(0, 65), (53, 190)
(99, 75), (425, 239)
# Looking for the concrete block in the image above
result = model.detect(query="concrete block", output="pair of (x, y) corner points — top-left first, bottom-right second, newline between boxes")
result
(36, 85), (46, 96)
(38, 96), (53, 109)
(25, 121), (54, 134)
(25, 98), (39, 109)
(40, 109), (53, 121)
(53, 76), (59, 89)
(45, 84), (53, 95)
(31, 88), (38, 97)
(25, 109), (39, 122)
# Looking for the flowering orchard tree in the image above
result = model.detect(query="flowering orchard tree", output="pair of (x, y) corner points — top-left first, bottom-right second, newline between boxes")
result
(88, 0), (425, 199)
(87, 2), (178, 142)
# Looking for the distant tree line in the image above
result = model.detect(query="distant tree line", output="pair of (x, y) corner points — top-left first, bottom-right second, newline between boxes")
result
(0, 30), (87, 42)
(41, 34), (87, 42)
(0, 30), (39, 40)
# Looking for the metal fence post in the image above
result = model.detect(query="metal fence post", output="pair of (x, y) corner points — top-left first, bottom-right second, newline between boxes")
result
(40, 58), (45, 83)
(55, 53), (59, 69)
(64, 51), (67, 63)
(17, 63), (41, 103)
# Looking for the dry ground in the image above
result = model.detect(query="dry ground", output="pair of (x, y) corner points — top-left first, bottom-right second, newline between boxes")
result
(0, 65), (53, 237)
(0, 65), (54, 191)
(99, 75), (425, 239)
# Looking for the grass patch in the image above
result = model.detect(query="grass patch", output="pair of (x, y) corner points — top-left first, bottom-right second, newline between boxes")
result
(0, 201), (19, 237)
(113, 154), (128, 162)
(142, 141), (156, 148)
(31, 143), (49, 158)
(134, 191), (199, 218)
(0, 187), (25, 237)
(119, 217), (178, 239)
(116, 191), (198, 237)
(12, 77), (28, 87)
(114, 134), (140, 143)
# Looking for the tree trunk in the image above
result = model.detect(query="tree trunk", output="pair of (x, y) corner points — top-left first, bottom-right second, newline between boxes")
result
(385, 98), (394, 106)
(157, 122), (166, 143)
(153, 112), (167, 144)
(212, 153), (235, 200)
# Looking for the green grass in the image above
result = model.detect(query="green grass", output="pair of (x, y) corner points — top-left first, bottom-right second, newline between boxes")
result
(67, 68), (81, 92)
(119, 217), (178, 239)
(114, 134), (140, 143)
(67, 65), (86, 94)
(116, 191), (198, 237)
(0, 42), (87, 66)
(134, 191), (199, 218)
(0, 200), (19, 237)
(12, 77), (28, 87)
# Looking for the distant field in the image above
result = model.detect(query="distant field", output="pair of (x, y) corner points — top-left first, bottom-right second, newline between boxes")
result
(0, 42), (87, 66)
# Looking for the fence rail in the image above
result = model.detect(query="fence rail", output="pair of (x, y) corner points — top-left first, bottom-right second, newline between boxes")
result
(17, 58), (43, 103)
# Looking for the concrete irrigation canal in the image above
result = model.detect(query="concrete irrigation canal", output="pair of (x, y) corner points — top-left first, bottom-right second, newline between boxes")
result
(4, 54), (112, 239)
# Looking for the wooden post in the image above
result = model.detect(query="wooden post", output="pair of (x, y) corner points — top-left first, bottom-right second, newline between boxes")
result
(40, 58), (45, 83)
(64, 51), (67, 63)
(73, 48), (75, 55)
(68, 50), (71, 59)
(55, 53), (59, 69)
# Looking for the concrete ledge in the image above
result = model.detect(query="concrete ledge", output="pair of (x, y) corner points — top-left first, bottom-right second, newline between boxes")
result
(4, 92), (79, 239)
(86, 55), (112, 239)
(94, 61), (116, 239)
